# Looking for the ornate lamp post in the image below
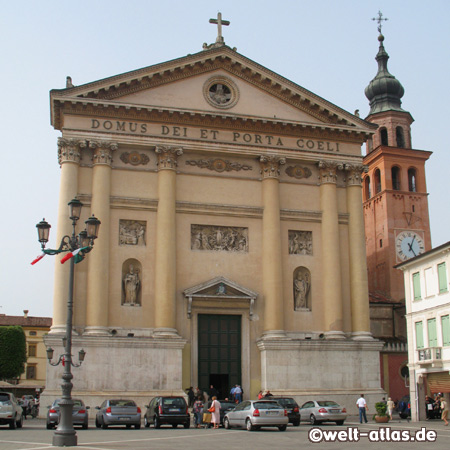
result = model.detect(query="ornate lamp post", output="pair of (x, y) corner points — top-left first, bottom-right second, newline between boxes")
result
(36, 198), (100, 447)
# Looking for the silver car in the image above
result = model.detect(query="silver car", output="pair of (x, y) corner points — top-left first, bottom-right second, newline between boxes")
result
(95, 399), (141, 429)
(46, 398), (89, 429)
(300, 400), (347, 425)
(224, 400), (288, 431)
(0, 392), (23, 429)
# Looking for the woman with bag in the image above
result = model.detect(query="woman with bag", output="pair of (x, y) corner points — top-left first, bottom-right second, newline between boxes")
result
(193, 396), (204, 428)
(208, 396), (221, 429)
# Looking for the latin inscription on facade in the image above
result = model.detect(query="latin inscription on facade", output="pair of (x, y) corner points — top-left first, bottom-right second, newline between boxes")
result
(191, 225), (248, 252)
(88, 119), (342, 153)
(288, 230), (313, 255)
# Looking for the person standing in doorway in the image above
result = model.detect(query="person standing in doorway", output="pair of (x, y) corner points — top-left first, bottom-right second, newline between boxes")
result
(356, 394), (368, 424)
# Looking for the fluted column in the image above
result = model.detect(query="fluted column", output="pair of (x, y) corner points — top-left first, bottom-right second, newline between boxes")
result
(345, 164), (372, 340)
(50, 138), (85, 334)
(260, 155), (286, 338)
(154, 146), (183, 335)
(318, 161), (345, 339)
(85, 141), (117, 335)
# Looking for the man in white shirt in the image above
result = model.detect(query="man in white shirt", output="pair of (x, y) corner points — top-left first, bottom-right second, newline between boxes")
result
(356, 394), (368, 424)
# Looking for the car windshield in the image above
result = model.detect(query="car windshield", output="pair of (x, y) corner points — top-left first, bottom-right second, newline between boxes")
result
(0, 393), (11, 403)
(162, 398), (185, 407)
(317, 401), (339, 407)
(254, 401), (281, 410)
(110, 400), (136, 407)
(73, 400), (83, 407)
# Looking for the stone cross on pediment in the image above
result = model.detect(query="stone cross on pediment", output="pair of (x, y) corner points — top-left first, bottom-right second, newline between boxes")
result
(209, 12), (230, 44)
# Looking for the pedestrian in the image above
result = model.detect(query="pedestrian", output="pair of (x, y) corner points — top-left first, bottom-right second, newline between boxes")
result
(234, 385), (242, 403)
(209, 396), (221, 429)
(425, 395), (435, 419)
(264, 390), (273, 398)
(22, 397), (29, 420)
(230, 385), (236, 402)
(209, 385), (219, 400)
(257, 390), (263, 400)
(356, 394), (368, 424)
(186, 386), (195, 408)
(440, 396), (448, 426)
(387, 397), (395, 420)
(193, 395), (204, 428)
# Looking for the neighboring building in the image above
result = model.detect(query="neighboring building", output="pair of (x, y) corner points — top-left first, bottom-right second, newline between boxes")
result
(0, 311), (52, 396)
(397, 242), (450, 421)
(42, 15), (384, 410)
(362, 28), (432, 402)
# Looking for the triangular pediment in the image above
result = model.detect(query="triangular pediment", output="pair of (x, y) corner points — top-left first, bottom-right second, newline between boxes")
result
(51, 45), (376, 139)
(183, 276), (257, 299)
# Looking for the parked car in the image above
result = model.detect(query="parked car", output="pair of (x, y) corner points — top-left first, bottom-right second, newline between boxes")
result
(46, 398), (89, 429)
(219, 400), (236, 426)
(271, 397), (300, 426)
(223, 400), (288, 431)
(95, 399), (141, 429)
(144, 396), (190, 429)
(0, 392), (23, 429)
(300, 400), (347, 425)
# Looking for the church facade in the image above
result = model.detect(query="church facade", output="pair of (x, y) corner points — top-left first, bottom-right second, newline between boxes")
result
(42, 21), (384, 409)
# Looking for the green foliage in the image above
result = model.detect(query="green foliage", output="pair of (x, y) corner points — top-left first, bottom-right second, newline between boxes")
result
(0, 326), (27, 380)
(375, 401), (388, 416)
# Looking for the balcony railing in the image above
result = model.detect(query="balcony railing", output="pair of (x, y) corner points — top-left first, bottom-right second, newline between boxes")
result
(417, 347), (442, 366)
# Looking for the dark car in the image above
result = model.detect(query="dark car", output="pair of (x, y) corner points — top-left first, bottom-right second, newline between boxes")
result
(47, 398), (89, 429)
(219, 400), (236, 426)
(144, 396), (190, 429)
(271, 397), (300, 426)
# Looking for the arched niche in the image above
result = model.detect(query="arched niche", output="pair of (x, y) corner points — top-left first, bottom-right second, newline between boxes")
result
(122, 258), (142, 306)
(293, 266), (311, 311)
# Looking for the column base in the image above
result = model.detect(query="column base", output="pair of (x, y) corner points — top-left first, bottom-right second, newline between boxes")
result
(153, 327), (180, 337)
(351, 331), (375, 341)
(324, 330), (346, 340)
(48, 325), (67, 335)
(52, 430), (77, 447)
(261, 330), (288, 339)
(83, 326), (110, 336)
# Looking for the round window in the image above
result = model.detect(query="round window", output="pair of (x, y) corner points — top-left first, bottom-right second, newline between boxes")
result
(204, 76), (239, 109)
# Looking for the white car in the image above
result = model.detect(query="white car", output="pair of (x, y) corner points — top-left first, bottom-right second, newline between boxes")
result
(0, 392), (23, 429)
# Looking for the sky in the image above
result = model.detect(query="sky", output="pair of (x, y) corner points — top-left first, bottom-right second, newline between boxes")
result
(1, 0), (449, 318)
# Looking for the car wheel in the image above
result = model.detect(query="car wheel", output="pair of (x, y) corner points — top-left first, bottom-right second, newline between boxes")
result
(95, 418), (101, 428)
(278, 424), (287, 431)
(16, 414), (24, 429)
(135, 424), (141, 429)
(9, 417), (16, 429)
(336, 420), (344, 425)
(126, 424), (131, 429)
(144, 416), (150, 428)
(172, 423), (178, 428)
(310, 414), (318, 425)
(154, 416), (160, 429)
(46, 422), (53, 430)
(82, 422), (88, 430)
(224, 417), (230, 429)
(293, 420), (300, 427)
(183, 421), (190, 429)
(101, 418), (108, 429)
(246, 418), (255, 431)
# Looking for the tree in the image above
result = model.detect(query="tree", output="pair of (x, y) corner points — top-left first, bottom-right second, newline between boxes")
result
(0, 326), (27, 380)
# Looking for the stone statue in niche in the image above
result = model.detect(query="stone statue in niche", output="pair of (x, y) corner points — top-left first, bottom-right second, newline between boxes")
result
(122, 262), (141, 306)
(191, 224), (248, 252)
(293, 267), (311, 310)
(288, 230), (312, 255)
(119, 220), (146, 246)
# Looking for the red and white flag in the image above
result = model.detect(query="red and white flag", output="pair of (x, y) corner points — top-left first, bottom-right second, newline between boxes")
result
(60, 247), (87, 264)
(31, 253), (46, 265)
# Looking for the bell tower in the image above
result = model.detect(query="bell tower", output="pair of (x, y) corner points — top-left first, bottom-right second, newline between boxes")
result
(362, 15), (432, 399)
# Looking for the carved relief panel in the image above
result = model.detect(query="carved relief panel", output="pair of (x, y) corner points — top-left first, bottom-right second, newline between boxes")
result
(119, 220), (146, 246)
(191, 225), (248, 252)
(293, 266), (311, 311)
(122, 259), (142, 306)
(288, 230), (312, 255)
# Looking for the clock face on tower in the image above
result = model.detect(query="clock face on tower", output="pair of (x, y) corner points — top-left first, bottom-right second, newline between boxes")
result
(395, 231), (425, 261)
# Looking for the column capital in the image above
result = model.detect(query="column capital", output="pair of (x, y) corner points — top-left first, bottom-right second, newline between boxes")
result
(155, 146), (183, 170)
(317, 160), (344, 184)
(345, 164), (368, 186)
(57, 137), (86, 165)
(259, 155), (286, 179)
(89, 140), (118, 166)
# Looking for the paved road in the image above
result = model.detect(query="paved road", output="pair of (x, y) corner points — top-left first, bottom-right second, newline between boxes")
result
(0, 418), (449, 450)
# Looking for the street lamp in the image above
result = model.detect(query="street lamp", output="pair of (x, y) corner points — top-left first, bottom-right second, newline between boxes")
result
(36, 198), (100, 447)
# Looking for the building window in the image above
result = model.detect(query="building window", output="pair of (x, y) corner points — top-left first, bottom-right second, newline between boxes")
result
(26, 365), (37, 380)
(396, 126), (405, 148)
(438, 262), (448, 293)
(412, 272), (421, 301)
(392, 166), (401, 190)
(424, 267), (435, 297)
(380, 127), (388, 146)
(442, 315), (450, 346)
(427, 318), (437, 347)
(374, 169), (381, 194)
(415, 321), (424, 349)
(408, 168), (417, 192)
(28, 344), (37, 357)
(364, 176), (371, 200)
(379, 239), (383, 248)
(29, 331), (37, 336)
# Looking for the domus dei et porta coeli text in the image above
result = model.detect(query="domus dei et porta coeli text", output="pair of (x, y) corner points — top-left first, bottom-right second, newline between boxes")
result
(42, 14), (385, 409)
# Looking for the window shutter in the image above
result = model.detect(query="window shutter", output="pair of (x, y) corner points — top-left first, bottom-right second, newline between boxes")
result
(413, 272), (421, 300)
(415, 321), (424, 349)
(438, 262), (448, 293)
(427, 318), (437, 347)
(442, 315), (450, 346)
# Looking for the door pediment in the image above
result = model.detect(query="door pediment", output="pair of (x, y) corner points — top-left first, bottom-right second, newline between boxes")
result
(183, 276), (257, 318)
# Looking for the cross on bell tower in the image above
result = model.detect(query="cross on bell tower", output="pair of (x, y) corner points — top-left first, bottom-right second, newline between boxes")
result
(372, 10), (388, 35)
(209, 12), (230, 44)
